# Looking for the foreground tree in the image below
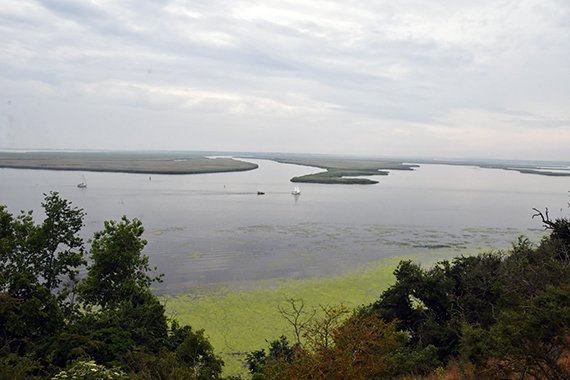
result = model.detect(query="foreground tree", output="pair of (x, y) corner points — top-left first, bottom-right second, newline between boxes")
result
(0, 192), (86, 353)
(71, 216), (169, 361)
(1, 195), (226, 379)
(474, 283), (570, 379)
(248, 304), (432, 380)
(38, 192), (86, 294)
(0, 192), (85, 299)
(461, 210), (570, 379)
(78, 216), (162, 309)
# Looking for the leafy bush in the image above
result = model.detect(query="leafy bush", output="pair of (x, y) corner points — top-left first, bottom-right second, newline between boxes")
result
(52, 361), (128, 380)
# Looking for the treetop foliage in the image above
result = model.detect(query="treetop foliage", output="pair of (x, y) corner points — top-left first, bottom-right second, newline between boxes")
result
(78, 216), (163, 310)
(0, 193), (225, 380)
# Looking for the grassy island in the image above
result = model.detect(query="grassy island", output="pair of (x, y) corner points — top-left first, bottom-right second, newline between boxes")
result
(0, 151), (258, 174)
(291, 169), (388, 184)
(2, 151), (567, 183)
(0, 150), (420, 184)
(261, 155), (418, 184)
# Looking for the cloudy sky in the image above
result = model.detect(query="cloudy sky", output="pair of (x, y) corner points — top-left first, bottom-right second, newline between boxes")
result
(1, 0), (569, 161)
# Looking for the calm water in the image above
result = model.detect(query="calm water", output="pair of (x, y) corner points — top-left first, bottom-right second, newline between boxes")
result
(1, 159), (569, 294)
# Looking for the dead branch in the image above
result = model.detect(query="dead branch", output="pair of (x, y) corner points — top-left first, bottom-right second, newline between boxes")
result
(532, 207), (557, 230)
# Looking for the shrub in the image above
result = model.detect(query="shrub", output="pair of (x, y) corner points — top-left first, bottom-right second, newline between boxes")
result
(52, 360), (128, 380)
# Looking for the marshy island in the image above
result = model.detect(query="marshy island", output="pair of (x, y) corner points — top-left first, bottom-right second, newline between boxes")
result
(1, 151), (569, 185)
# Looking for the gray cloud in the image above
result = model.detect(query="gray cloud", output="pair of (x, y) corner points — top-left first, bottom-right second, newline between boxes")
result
(1, 0), (569, 160)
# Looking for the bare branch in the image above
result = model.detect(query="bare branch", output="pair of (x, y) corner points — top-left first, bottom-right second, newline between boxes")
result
(532, 207), (556, 229)
(278, 297), (316, 346)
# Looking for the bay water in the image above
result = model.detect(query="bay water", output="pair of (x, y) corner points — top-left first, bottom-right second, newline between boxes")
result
(1, 158), (569, 294)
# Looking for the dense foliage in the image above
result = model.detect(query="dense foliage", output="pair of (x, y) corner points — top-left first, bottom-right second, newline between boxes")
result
(247, 207), (570, 379)
(0, 193), (227, 379)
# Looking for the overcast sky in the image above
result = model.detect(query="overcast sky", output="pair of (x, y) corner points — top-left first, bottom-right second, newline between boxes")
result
(1, 0), (569, 161)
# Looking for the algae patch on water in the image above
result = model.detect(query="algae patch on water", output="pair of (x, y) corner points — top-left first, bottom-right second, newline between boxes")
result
(160, 226), (548, 377)
(162, 250), (461, 378)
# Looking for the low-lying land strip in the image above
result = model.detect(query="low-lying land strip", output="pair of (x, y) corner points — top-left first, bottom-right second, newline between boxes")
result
(251, 155), (418, 184)
(411, 158), (570, 177)
(2, 151), (568, 182)
(0, 151), (418, 184)
(272, 156), (570, 182)
(0, 151), (258, 174)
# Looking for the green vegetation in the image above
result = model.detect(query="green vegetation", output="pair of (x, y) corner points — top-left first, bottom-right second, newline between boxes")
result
(281, 157), (415, 184)
(53, 361), (128, 380)
(0, 151), (258, 174)
(0, 193), (229, 380)
(291, 169), (388, 184)
(266, 156), (417, 184)
(163, 258), (407, 376)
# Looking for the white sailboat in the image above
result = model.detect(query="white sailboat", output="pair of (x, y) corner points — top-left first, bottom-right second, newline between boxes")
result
(292, 185), (301, 195)
(77, 175), (87, 188)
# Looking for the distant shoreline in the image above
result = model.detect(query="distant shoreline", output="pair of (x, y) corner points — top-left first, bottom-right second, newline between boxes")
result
(0, 151), (258, 175)
(1, 150), (569, 181)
